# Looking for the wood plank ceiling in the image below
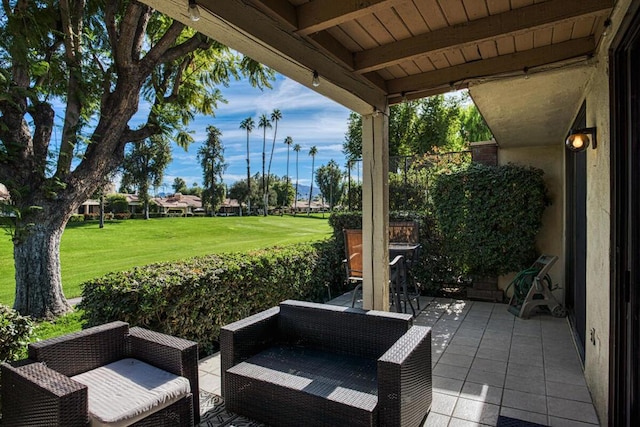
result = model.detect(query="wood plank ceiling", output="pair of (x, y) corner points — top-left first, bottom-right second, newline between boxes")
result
(143, 0), (614, 112)
(255, 0), (613, 104)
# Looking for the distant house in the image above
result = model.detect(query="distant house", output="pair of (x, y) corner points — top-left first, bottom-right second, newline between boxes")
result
(78, 192), (203, 217)
(291, 200), (329, 214)
(0, 183), (13, 216)
(78, 193), (140, 215)
(78, 199), (100, 215)
(154, 193), (202, 217)
(0, 183), (10, 203)
(217, 198), (242, 216)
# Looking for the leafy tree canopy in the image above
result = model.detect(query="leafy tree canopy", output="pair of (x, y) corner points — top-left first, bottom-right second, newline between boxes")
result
(0, 0), (274, 317)
(315, 160), (344, 209)
(120, 135), (171, 218)
(172, 177), (188, 194)
(198, 125), (227, 213)
(343, 92), (492, 160)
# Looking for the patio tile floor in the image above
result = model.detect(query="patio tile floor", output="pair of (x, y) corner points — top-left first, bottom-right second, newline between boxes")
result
(198, 294), (601, 426)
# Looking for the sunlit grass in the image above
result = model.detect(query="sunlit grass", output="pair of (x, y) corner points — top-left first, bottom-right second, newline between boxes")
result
(30, 309), (86, 342)
(0, 215), (331, 305)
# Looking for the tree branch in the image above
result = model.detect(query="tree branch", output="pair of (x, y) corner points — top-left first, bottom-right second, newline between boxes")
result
(2, 0), (12, 17)
(150, 34), (211, 76)
(132, 7), (151, 60)
(141, 20), (188, 71)
(114, 2), (146, 69)
(56, 0), (86, 177)
(122, 124), (162, 143)
(31, 102), (55, 175)
(170, 56), (191, 99)
(104, 2), (119, 60)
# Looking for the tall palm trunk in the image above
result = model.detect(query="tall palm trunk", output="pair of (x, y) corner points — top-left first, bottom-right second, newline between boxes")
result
(294, 150), (299, 214)
(266, 110), (281, 214)
(308, 159), (314, 216)
(246, 138), (251, 215)
(262, 128), (266, 215)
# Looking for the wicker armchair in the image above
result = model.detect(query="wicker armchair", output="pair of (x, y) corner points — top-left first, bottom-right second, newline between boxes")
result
(221, 300), (432, 427)
(1, 321), (199, 426)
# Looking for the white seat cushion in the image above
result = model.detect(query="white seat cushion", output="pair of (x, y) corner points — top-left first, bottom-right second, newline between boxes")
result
(71, 358), (190, 427)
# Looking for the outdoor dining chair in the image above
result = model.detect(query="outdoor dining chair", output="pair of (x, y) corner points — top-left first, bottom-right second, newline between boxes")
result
(343, 228), (408, 312)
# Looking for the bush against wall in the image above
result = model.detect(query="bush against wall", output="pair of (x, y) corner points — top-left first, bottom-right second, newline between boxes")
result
(0, 304), (34, 362)
(431, 163), (549, 277)
(79, 241), (338, 354)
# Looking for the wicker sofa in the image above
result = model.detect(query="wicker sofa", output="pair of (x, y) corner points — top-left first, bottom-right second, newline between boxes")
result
(1, 321), (199, 426)
(221, 300), (432, 427)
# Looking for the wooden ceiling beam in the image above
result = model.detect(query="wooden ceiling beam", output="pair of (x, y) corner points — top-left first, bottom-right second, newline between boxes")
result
(308, 32), (355, 69)
(296, 0), (403, 36)
(252, 0), (298, 30)
(139, 0), (387, 114)
(387, 37), (595, 95)
(355, 0), (613, 73)
(388, 85), (458, 105)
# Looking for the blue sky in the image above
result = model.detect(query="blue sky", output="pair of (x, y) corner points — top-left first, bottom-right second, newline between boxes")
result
(160, 74), (352, 193)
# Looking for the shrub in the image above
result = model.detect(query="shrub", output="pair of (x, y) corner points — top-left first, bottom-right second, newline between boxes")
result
(106, 194), (129, 213)
(431, 163), (549, 277)
(85, 212), (115, 221)
(0, 304), (34, 362)
(69, 214), (85, 223)
(79, 241), (338, 354)
(113, 212), (131, 220)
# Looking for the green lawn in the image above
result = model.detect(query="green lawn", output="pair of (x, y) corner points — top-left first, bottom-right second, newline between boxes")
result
(0, 215), (331, 305)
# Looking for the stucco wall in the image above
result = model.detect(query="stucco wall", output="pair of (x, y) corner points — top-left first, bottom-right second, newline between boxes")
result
(581, 52), (611, 427)
(496, 145), (565, 300)
(579, 0), (637, 422)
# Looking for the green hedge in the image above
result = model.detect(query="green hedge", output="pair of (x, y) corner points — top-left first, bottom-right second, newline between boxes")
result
(0, 304), (33, 362)
(431, 163), (549, 277)
(69, 214), (85, 223)
(79, 241), (338, 354)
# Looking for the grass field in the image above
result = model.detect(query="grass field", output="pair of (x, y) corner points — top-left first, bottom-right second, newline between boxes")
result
(0, 215), (331, 306)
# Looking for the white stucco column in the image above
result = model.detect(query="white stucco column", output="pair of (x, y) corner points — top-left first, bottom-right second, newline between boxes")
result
(361, 108), (389, 311)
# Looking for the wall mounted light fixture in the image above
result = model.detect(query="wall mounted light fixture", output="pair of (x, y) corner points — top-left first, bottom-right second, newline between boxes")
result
(566, 127), (597, 152)
(312, 70), (320, 87)
(188, 0), (200, 22)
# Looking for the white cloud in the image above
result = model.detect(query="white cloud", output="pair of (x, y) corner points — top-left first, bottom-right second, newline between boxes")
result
(162, 74), (351, 188)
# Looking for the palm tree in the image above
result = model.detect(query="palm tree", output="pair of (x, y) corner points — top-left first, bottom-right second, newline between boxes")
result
(293, 143), (301, 213)
(258, 114), (272, 216)
(308, 145), (318, 216)
(239, 117), (255, 215)
(283, 136), (293, 209)
(266, 109), (282, 211)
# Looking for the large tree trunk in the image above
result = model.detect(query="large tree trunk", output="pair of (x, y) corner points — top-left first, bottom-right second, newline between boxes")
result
(0, 2), (211, 318)
(13, 220), (72, 318)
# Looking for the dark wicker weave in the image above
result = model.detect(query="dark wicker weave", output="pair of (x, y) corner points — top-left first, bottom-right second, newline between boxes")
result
(1, 321), (199, 426)
(221, 300), (432, 427)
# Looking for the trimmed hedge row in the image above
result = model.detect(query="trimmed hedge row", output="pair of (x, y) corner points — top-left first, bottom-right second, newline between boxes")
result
(79, 241), (339, 354)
